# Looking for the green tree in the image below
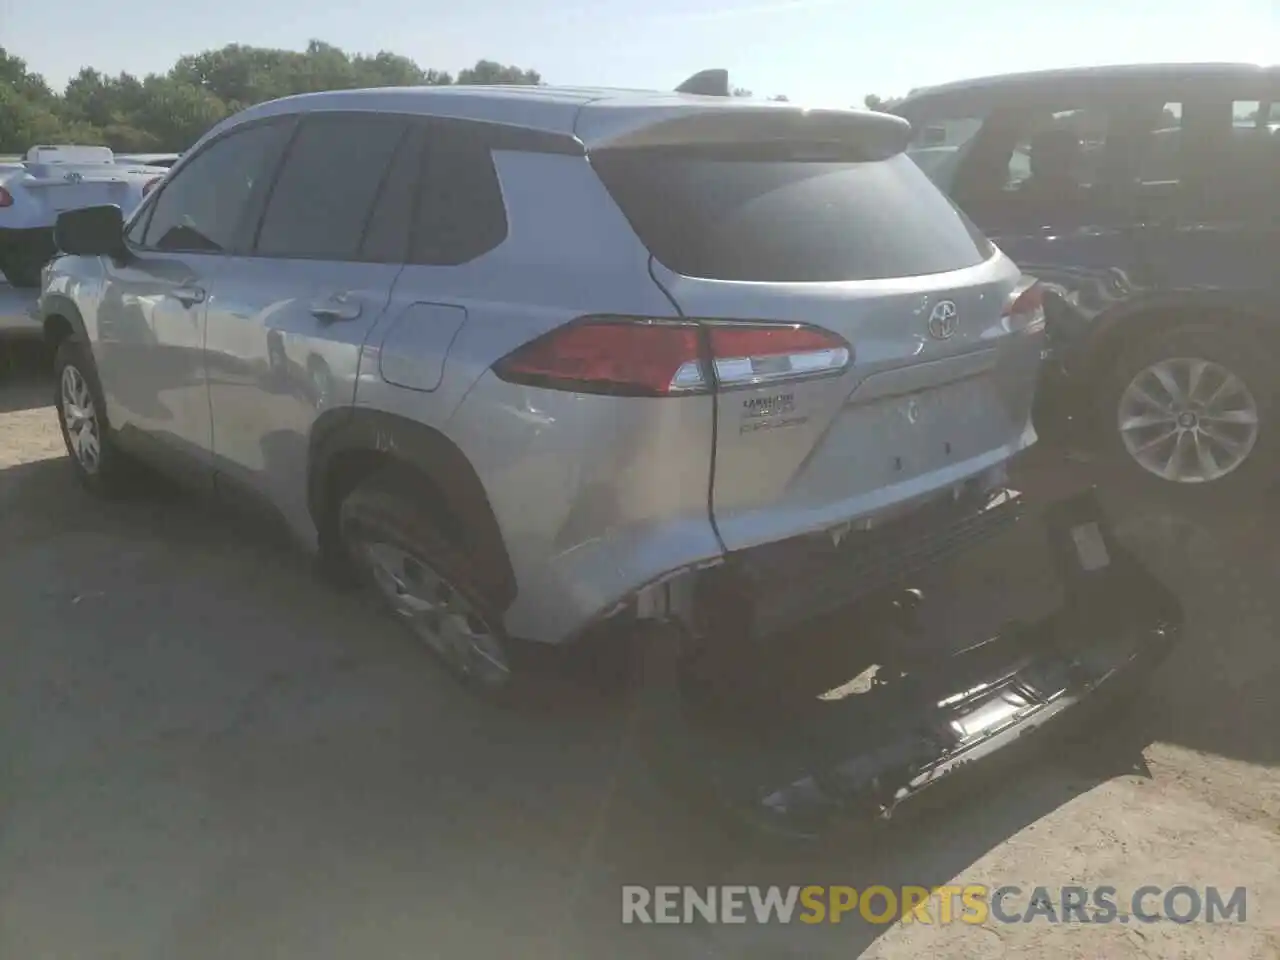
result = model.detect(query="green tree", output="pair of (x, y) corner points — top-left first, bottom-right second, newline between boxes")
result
(131, 76), (230, 150)
(0, 47), (55, 102)
(456, 59), (541, 85)
(0, 43), (544, 153)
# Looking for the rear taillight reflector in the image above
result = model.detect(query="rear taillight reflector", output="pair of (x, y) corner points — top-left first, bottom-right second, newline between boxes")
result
(707, 322), (850, 388)
(0, 187), (12, 208)
(493, 317), (707, 397)
(1003, 279), (1045, 333)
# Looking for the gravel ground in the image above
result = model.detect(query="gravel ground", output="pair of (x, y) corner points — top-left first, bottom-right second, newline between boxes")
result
(1, 352), (1277, 959)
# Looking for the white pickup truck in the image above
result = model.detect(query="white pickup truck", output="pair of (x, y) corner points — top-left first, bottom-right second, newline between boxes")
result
(0, 145), (170, 288)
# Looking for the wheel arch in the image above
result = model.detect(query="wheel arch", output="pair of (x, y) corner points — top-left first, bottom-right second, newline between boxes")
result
(40, 293), (88, 348)
(1076, 290), (1280, 383)
(308, 408), (517, 610)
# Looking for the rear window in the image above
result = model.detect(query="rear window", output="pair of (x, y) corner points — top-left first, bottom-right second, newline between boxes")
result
(591, 151), (992, 283)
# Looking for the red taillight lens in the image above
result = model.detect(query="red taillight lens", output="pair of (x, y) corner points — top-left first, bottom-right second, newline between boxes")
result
(493, 317), (852, 396)
(142, 176), (163, 197)
(493, 318), (707, 397)
(1003, 279), (1046, 333)
(706, 323), (850, 388)
(0, 187), (13, 208)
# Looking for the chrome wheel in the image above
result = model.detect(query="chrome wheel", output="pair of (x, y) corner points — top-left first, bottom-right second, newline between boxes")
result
(61, 364), (102, 474)
(359, 540), (510, 687)
(1117, 357), (1260, 484)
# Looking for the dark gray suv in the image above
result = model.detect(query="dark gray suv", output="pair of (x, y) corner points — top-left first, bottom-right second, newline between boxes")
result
(896, 63), (1280, 498)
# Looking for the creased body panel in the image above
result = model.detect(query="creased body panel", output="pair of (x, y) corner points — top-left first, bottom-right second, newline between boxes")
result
(449, 372), (720, 644)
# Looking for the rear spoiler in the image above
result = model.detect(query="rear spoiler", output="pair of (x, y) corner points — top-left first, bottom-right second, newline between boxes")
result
(675, 69), (731, 97)
(586, 108), (912, 162)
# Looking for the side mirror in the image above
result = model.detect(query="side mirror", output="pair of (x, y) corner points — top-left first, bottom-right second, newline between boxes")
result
(55, 205), (127, 260)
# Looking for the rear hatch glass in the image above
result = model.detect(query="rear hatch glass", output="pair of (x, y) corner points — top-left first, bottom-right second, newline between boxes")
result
(590, 150), (992, 283)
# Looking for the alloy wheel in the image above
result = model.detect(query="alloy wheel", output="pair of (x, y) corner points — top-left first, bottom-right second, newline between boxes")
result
(61, 364), (102, 474)
(1117, 356), (1259, 484)
(358, 539), (511, 687)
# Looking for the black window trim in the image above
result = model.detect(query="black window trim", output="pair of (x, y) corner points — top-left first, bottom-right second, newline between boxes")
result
(239, 110), (529, 265)
(406, 116), (511, 267)
(123, 107), (576, 264)
(357, 124), (420, 261)
(123, 191), (156, 247)
(125, 114), (299, 258)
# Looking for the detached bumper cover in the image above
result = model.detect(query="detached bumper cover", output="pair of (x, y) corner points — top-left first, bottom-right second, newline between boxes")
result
(671, 488), (1183, 838)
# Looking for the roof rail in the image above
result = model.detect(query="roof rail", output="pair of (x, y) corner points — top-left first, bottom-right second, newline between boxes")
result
(675, 69), (730, 97)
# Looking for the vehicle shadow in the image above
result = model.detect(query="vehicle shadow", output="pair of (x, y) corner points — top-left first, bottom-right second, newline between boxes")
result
(0, 453), (1172, 960)
(1015, 448), (1280, 770)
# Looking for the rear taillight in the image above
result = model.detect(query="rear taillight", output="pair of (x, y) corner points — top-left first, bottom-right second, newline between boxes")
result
(1002, 279), (1045, 333)
(142, 176), (163, 197)
(492, 317), (851, 397)
(0, 187), (12, 208)
(706, 323), (850, 388)
(493, 318), (707, 396)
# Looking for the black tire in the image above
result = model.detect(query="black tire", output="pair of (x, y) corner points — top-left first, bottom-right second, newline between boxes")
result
(0, 230), (56, 288)
(0, 249), (45, 288)
(53, 337), (138, 496)
(1097, 323), (1279, 501)
(338, 467), (538, 703)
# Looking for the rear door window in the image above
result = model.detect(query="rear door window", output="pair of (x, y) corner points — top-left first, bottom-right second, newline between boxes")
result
(946, 99), (1140, 231)
(254, 113), (409, 260)
(410, 125), (508, 265)
(1177, 97), (1279, 219)
(592, 151), (991, 283)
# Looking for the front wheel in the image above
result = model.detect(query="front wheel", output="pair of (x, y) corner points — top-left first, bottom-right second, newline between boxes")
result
(53, 338), (138, 496)
(1099, 324), (1277, 499)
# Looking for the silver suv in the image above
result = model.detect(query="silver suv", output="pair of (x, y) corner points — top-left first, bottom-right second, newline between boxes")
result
(39, 82), (1047, 698)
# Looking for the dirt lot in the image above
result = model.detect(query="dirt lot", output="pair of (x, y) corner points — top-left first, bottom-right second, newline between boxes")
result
(1, 352), (1278, 959)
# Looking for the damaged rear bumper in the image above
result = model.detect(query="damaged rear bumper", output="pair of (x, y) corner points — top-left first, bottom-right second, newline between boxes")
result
(665, 487), (1183, 839)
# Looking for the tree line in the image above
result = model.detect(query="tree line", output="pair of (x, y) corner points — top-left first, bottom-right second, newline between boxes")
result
(0, 41), (542, 154)
(1, 37), (915, 156)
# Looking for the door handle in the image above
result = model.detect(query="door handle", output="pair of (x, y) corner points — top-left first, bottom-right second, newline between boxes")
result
(309, 292), (363, 323)
(172, 286), (205, 307)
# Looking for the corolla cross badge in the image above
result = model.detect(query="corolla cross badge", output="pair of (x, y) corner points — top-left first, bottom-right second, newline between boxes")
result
(927, 300), (958, 340)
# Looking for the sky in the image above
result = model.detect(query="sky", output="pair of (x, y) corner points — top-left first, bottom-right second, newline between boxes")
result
(3, 0), (1277, 106)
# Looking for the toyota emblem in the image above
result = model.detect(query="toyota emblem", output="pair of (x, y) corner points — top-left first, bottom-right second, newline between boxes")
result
(928, 300), (958, 340)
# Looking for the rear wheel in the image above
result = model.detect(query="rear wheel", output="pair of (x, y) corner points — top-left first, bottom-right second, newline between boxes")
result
(339, 469), (528, 701)
(1099, 324), (1277, 499)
